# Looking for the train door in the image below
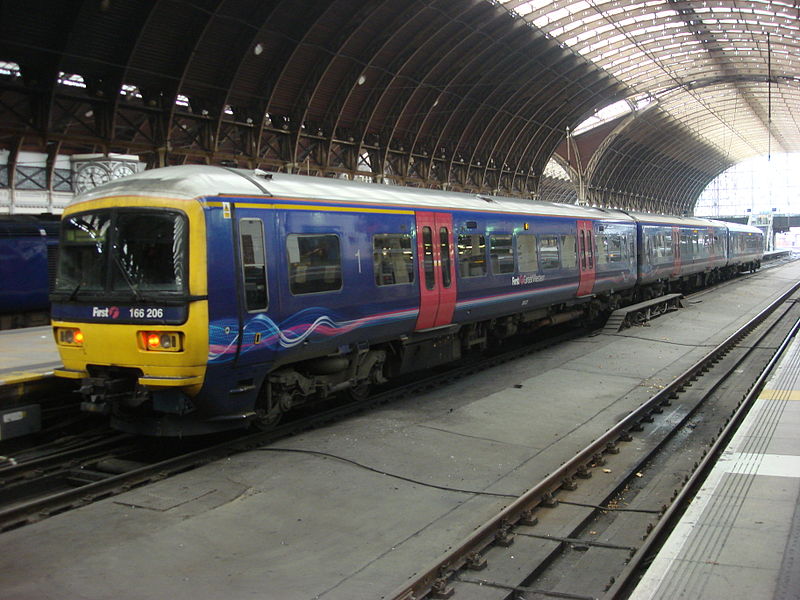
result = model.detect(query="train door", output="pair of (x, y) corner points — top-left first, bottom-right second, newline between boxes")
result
(576, 220), (596, 296)
(671, 226), (681, 277)
(415, 212), (457, 330)
(233, 210), (276, 367)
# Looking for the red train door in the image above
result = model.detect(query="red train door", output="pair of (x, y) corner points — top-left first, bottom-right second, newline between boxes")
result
(577, 220), (596, 296)
(415, 212), (457, 330)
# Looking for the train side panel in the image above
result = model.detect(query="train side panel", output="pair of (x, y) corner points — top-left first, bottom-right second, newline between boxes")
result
(592, 221), (637, 295)
(0, 219), (58, 314)
(451, 213), (581, 324)
(271, 205), (420, 358)
(196, 199), (422, 422)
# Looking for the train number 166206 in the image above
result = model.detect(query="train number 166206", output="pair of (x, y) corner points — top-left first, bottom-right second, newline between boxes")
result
(129, 307), (164, 319)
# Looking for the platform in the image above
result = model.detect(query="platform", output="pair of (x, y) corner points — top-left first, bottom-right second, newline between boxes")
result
(629, 324), (800, 599)
(1, 262), (799, 599)
(0, 325), (61, 386)
(0, 325), (63, 439)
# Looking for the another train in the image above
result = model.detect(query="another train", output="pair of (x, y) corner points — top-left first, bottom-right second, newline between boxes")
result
(0, 215), (60, 329)
(49, 166), (764, 435)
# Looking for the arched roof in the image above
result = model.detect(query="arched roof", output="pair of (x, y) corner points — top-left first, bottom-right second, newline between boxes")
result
(505, 0), (800, 212)
(1, 0), (797, 213)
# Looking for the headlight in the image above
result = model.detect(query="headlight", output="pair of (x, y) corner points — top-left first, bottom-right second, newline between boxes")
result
(56, 327), (84, 347)
(139, 331), (183, 352)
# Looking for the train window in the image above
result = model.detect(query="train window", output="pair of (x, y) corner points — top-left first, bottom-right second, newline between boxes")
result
(440, 227), (452, 287)
(517, 234), (538, 272)
(287, 234), (342, 294)
(580, 231), (587, 269)
(55, 209), (188, 297)
(680, 232), (691, 256)
(373, 234), (414, 286)
(560, 235), (577, 269)
(606, 234), (623, 263)
(458, 234), (487, 277)
(112, 211), (188, 293)
(540, 235), (560, 269)
(57, 212), (111, 291)
(422, 227), (435, 290)
(662, 232), (674, 258)
(596, 233), (608, 265)
(239, 219), (268, 311)
(490, 235), (514, 274)
(745, 234), (761, 252)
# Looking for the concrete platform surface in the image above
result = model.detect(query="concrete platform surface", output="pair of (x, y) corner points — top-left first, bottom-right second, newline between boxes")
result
(2, 262), (799, 600)
(0, 325), (61, 386)
(629, 321), (800, 600)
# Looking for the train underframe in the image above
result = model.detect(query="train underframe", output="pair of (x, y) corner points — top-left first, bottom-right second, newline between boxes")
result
(251, 261), (761, 429)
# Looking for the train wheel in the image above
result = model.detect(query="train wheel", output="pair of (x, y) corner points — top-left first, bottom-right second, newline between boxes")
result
(253, 383), (283, 430)
(347, 381), (371, 402)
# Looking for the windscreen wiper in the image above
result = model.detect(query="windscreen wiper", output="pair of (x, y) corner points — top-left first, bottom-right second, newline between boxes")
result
(112, 254), (144, 303)
(67, 281), (83, 302)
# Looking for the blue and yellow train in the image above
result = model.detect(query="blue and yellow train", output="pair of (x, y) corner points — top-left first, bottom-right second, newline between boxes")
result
(50, 166), (764, 435)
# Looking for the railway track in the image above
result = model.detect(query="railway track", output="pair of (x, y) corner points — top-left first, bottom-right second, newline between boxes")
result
(0, 266), (792, 542)
(0, 323), (586, 533)
(388, 278), (800, 600)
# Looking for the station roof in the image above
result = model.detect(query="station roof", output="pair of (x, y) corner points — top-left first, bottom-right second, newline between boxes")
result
(0, 0), (797, 215)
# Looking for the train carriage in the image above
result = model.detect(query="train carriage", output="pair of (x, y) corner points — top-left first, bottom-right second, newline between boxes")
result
(632, 213), (729, 294)
(49, 166), (762, 435)
(722, 220), (764, 273)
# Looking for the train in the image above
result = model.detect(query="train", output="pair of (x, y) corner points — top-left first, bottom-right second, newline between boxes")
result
(49, 166), (764, 435)
(0, 215), (60, 329)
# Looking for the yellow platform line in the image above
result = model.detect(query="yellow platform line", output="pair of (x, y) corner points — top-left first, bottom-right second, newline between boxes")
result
(0, 370), (56, 387)
(758, 389), (800, 401)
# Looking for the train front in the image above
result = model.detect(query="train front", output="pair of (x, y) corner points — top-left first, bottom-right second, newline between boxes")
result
(50, 192), (209, 434)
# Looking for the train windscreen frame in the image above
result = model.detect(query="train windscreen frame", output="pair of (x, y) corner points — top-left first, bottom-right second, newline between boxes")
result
(52, 208), (189, 303)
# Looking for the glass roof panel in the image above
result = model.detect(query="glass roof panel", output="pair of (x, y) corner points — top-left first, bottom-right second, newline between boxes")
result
(494, 0), (800, 161)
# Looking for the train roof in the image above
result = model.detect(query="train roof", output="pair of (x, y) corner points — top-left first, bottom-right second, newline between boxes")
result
(71, 165), (635, 222)
(710, 220), (764, 235)
(626, 211), (729, 229)
(0, 216), (60, 237)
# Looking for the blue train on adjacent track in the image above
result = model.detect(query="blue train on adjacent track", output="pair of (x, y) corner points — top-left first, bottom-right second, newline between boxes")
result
(49, 166), (764, 435)
(0, 216), (60, 329)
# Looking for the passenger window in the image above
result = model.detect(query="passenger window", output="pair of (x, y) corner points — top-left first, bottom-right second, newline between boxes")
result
(517, 234), (538, 272)
(287, 234), (342, 294)
(239, 219), (268, 311)
(663, 232), (673, 257)
(580, 231), (587, 269)
(561, 234), (576, 269)
(440, 227), (452, 287)
(596, 233), (608, 265)
(373, 234), (414, 286)
(490, 235), (514, 274)
(540, 235), (560, 269)
(458, 234), (487, 277)
(680, 233), (691, 255)
(607, 234), (622, 263)
(422, 227), (435, 290)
